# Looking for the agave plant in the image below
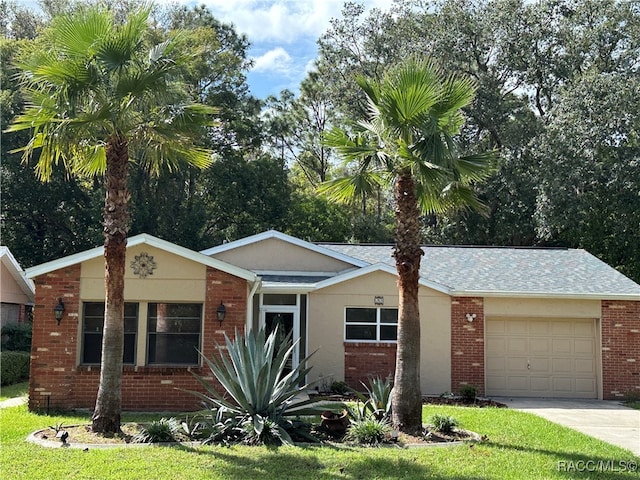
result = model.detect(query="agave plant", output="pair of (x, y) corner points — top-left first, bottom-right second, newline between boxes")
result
(349, 376), (393, 421)
(186, 327), (321, 445)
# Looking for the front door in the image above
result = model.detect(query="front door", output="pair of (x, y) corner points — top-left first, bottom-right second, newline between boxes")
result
(262, 308), (299, 372)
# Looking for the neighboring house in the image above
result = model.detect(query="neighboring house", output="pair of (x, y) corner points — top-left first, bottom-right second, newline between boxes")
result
(26, 231), (640, 412)
(1, 247), (35, 328)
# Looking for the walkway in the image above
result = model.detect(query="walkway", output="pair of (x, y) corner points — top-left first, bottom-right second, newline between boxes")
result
(495, 397), (640, 456)
(0, 396), (27, 409)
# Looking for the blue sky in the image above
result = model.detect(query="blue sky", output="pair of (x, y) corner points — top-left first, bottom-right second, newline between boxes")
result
(16, 0), (393, 99)
(161, 0), (393, 99)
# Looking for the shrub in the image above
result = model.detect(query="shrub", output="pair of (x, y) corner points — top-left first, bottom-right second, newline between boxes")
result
(1, 351), (30, 385)
(133, 417), (185, 443)
(185, 327), (322, 446)
(1, 322), (32, 352)
(459, 385), (477, 403)
(345, 417), (391, 446)
(330, 380), (349, 395)
(430, 413), (459, 434)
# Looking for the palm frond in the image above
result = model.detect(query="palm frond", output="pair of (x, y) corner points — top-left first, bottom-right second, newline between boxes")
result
(322, 127), (379, 163)
(52, 7), (112, 58)
(453, 151), (499, 182)
(318, 171), (386, 204)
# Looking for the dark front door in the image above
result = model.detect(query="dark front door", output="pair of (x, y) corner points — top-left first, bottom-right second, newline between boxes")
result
(264, 311), (295, 372)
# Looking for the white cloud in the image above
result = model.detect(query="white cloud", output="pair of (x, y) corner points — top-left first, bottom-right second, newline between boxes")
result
(192, 0), (394, 44)
(251, 47), (293, 74)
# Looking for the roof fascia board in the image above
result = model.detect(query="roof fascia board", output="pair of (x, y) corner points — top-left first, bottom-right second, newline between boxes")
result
(254, 270), (337, 277)
(26, 233), (258, 282)
(313, 263), (452, 295)
(259, 283), (316, 293)
(1, 248), (35, 296)
(200, 230), (369, 268)
(451, 290), (640, 301)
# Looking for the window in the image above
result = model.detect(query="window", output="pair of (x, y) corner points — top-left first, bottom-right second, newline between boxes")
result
(345, 307), (398, 342)
(82, 302), (138, 364)
(147, 303), (202, 365)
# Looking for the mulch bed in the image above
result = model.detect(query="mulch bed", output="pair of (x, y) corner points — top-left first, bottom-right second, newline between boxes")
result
(422, 396), (507, 408)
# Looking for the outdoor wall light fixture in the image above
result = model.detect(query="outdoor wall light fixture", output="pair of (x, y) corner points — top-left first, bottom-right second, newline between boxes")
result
(217, 302), (226, 325)
(465, 313), (476, 323)
(54, 298), (65, 325)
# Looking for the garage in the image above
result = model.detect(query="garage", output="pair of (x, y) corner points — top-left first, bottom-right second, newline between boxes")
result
(485, 317), (597, 398)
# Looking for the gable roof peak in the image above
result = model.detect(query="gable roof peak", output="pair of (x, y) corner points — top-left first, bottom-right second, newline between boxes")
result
(25, 233), (257, 282)
(201, 230), (368, 268)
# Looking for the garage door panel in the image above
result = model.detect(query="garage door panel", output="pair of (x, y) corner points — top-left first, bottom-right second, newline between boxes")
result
(486, 376), (507, 391)
(486, 319), (506, 334)
(506, 357), (529, 372)
(529, 358), (550, 373)
(486, 357), (505, 373)
(573, 321), (594, 337)
(575, 358), (595, 374)
(507, 337), (527, 353)
(530, 377), (550, 392)
(552, 377), (574, 393)
(486, 318), (597, 399)
(530, 338), (550, 354)
(551, 321), (573, 335)
(529, 321), (550, 336)
(507, 376), (529, 392)
(574, 339), (595, 355)
(552, 338), (572, 354)
(576, 378), (597, 394)
(507, 320), (528, 334)
(552, 357), (573, 373)
(486, 337), (506, 354)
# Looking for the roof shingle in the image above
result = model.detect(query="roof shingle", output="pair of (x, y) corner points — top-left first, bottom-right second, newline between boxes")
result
(319, 244), (640, 297)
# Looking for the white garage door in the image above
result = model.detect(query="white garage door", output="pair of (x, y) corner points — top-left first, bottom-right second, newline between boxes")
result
(486, 318), (597, 398)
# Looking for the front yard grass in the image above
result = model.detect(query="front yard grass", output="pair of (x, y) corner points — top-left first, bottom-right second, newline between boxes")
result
(1, 403), (638, 479)
(0, 382), (29, 402)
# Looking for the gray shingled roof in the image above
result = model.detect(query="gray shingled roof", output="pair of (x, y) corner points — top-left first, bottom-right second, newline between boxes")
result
(319, 244), (640, 298)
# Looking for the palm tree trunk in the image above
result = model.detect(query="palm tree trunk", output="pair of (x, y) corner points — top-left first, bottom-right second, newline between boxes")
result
(391, 171), (424, 433)
(92, 132), (130, 434)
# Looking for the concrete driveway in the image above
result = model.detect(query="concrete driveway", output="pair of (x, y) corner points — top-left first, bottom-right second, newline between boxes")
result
(494, 397), (640, 456)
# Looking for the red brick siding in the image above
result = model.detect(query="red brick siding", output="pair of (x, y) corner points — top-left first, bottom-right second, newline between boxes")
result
(29, 265), (248, 412)
(601, 300), (640, 399)
(344, 342), (396, 389)
(450, 297), (485, 395)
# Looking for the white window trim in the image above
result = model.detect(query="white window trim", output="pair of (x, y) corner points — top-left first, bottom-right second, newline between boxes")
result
(344, 306), (398, 343)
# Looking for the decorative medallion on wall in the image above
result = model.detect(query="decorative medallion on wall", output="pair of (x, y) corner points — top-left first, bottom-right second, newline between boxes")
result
(130, 252), (157, 279)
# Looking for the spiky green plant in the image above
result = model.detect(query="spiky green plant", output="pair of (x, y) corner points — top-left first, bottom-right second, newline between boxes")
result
(345, 417), (391, 446)
(430, 413), (459, 434)
(132, 417), (185, 444)
(186, 327), (321, 445)
(349, 376), (393, 421)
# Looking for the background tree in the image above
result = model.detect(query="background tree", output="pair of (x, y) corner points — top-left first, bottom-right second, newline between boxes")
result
(307, 0), (640, 281)
(7, 5), (215, 434)
(264, 72), (337, 186)
(0, 4), (104, 266)
(535, 72), (640, 281)
(323, 59), (496, 432)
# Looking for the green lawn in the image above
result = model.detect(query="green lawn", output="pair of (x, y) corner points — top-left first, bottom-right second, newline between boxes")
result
(1, 403), (638, 479)
(0, 382), (28, 402)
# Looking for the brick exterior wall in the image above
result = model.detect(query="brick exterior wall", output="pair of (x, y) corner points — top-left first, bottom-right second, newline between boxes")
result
(29, 265), (248, 412)
(601, 300), (640, 399)
(450, 297), (485, 395)
(344, 342), (396, 389)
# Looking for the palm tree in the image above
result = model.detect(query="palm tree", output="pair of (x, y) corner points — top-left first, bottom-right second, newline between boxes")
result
(7, 6), (216, 434)
(322, 59), (496, 432)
